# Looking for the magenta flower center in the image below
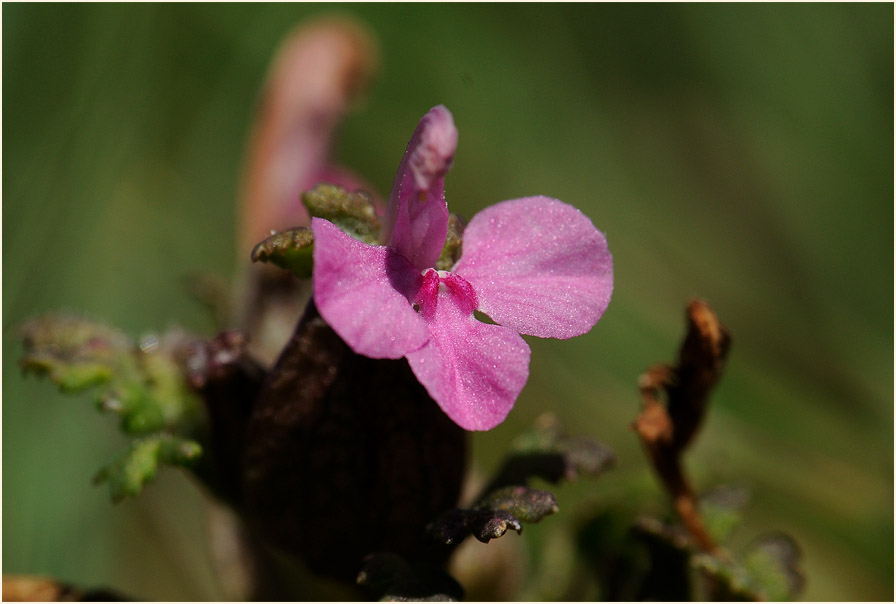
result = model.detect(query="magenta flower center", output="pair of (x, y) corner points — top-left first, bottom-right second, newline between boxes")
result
(415, 269), (478, 321)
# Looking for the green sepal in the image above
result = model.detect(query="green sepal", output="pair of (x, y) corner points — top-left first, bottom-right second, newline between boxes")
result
(250, 227), (315, 278)
(434, 214), (465, 271)
(94, 434), (202, 502)
(256, 186), (466, 279)
(302, 184), (381, 244)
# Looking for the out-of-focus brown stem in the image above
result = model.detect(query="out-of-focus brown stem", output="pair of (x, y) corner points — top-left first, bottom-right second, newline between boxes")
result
(235, 17), (380, 367)
(238, 17), (378, 254)
(634, 299), (731, 554)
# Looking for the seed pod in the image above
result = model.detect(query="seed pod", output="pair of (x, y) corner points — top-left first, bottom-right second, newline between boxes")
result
(241, 301), (467, 581)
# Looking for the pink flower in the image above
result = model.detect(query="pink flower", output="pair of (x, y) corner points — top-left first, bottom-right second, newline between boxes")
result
(311, 106), (613, 431)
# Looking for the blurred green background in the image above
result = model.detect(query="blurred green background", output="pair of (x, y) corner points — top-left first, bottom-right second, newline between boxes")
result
(3, 3), (892, 600)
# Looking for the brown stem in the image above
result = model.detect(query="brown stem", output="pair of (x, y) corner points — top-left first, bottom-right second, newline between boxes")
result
(634, 299), (731, 554)
(234, 18), (380, 367)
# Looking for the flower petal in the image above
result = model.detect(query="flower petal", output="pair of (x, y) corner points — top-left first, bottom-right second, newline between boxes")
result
(453, 196), (613, 340)
(381, 105), (458, 271)
(406, 286), (531, 431)
(311, 217), (429, 358)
